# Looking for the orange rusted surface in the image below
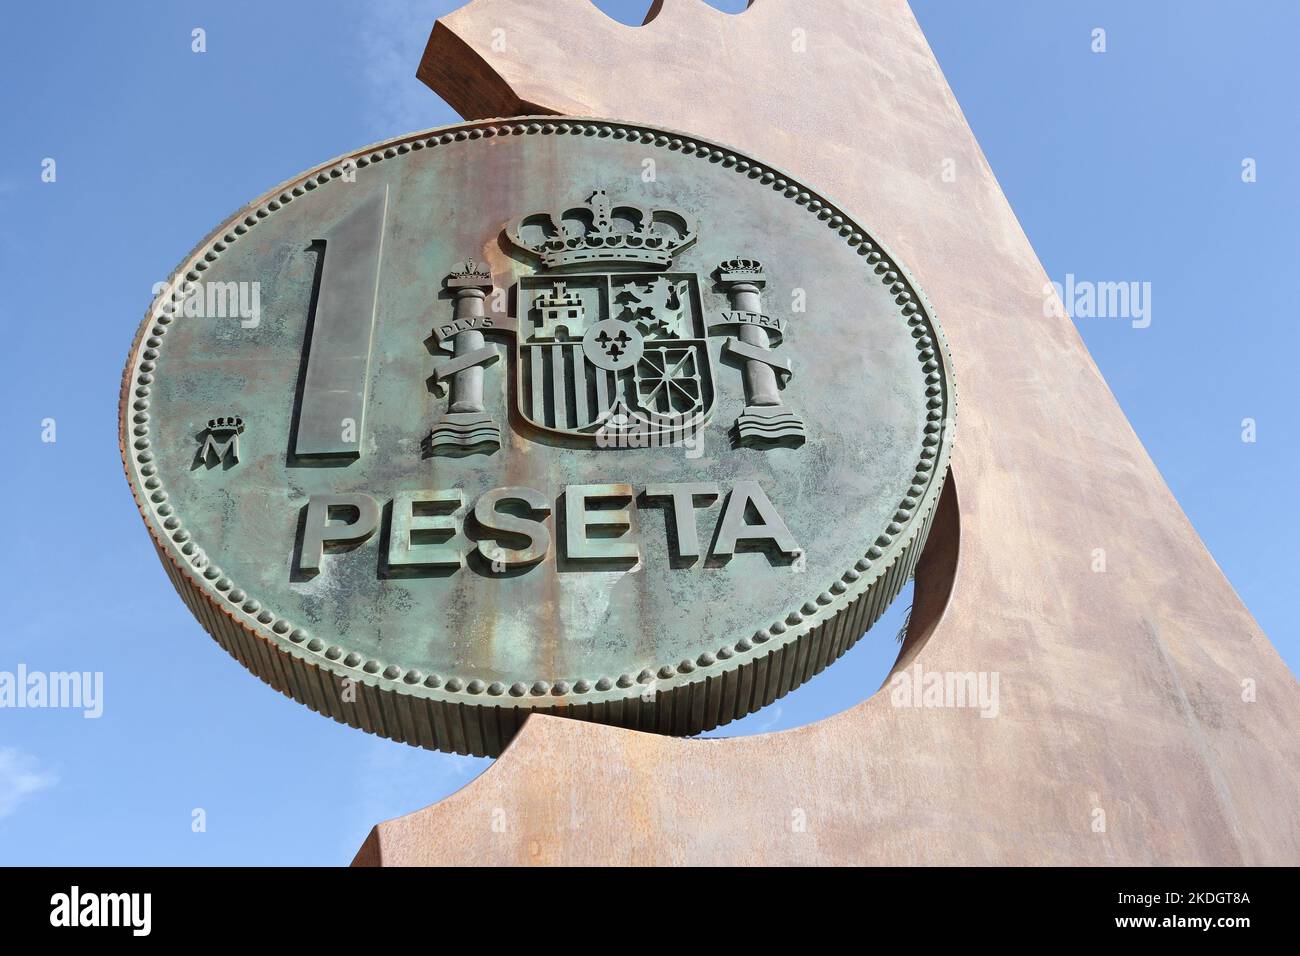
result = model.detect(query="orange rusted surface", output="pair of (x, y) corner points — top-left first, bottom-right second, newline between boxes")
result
(354, 0), (1299, 865)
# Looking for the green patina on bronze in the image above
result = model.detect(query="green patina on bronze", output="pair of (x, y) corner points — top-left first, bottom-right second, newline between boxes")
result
(119, 117), (956, 756)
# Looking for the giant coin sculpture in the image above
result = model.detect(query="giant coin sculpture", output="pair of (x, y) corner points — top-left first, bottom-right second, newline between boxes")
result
(119, 118), (955, 756)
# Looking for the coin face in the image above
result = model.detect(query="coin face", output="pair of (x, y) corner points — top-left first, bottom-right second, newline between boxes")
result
(120, 117), (955, 756)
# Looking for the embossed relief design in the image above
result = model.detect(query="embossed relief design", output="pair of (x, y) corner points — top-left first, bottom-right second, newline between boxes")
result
(426, 189), (803, 454)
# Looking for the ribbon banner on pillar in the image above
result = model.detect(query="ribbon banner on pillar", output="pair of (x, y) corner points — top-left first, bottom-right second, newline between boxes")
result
(118, 117), (955, 757)
(427, 259), (507, 455)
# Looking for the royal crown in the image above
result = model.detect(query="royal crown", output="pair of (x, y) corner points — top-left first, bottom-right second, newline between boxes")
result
(718, 257), (765, 286)
(446, 258), (493, 289)
(506, 189), (697, 269)
(207, 416), (244, 433)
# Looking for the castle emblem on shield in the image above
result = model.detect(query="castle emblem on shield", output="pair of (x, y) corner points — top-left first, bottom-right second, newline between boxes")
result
(427, 189), (804, 454)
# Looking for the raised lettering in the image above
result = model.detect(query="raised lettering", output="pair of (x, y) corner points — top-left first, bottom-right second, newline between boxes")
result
(565, 484), (639, 564)
(388, 489), (465, 570)
(298, 494), (380, 573)
(644, 481), (719, 563)
(711, 480), (800, 560)
(473, 486), (551, 567)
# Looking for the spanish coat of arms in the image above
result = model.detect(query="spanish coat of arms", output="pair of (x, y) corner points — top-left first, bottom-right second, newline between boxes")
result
(427, 189), (805, 454)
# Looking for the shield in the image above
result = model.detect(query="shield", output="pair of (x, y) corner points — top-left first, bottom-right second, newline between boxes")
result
(516, 271), (715, 444)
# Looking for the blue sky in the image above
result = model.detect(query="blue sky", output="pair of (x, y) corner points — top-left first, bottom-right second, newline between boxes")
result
(0, 0), (1295, 865)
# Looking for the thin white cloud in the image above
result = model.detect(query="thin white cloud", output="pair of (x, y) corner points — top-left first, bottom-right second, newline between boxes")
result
(358, 739), (487, 815)
(339, 738), (491, 858)
(753, 705), (785, 732)
(0, 747), (58, 819)
(358, 0), (463, 138)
